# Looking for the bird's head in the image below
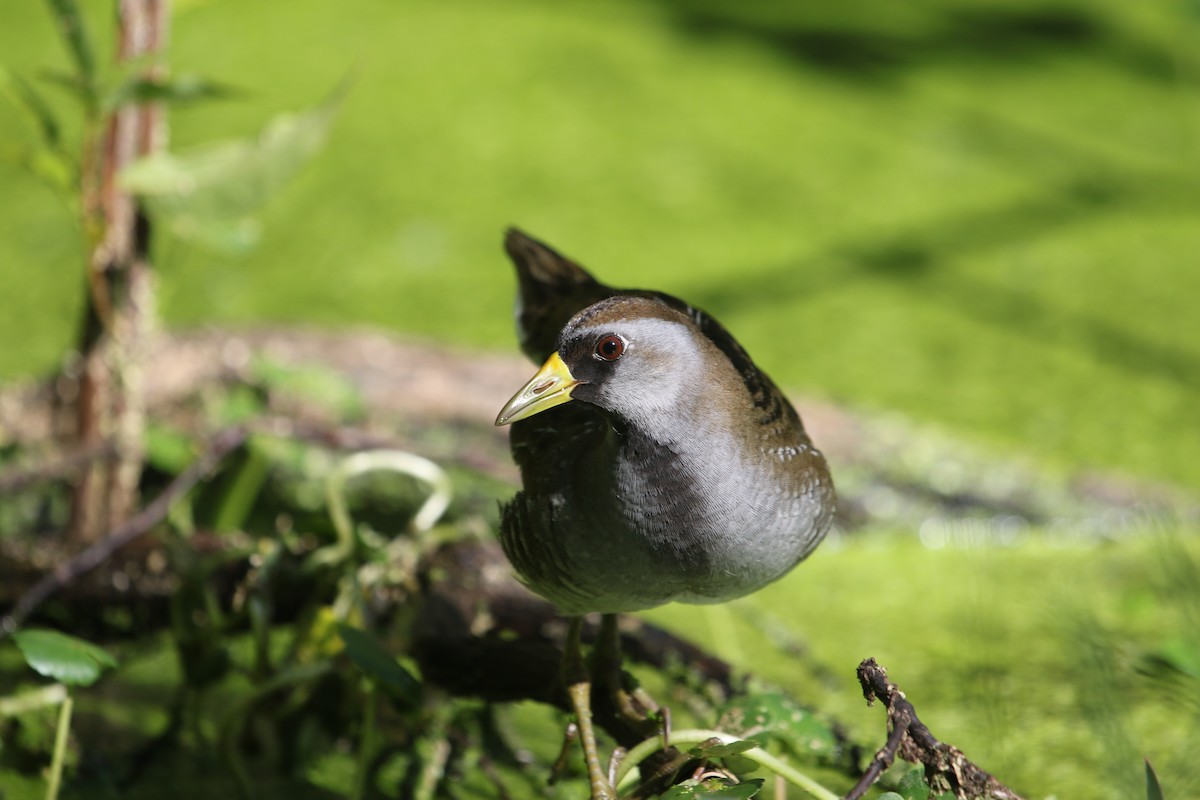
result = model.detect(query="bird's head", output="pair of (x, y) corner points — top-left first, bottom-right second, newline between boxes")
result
(496, 296), (711, 428)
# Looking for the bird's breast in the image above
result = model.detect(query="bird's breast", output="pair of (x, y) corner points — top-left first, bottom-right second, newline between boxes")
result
(534, 423), (832, 613)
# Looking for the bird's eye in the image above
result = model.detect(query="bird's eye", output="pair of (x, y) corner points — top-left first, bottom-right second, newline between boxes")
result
(594, 334), (625, 362)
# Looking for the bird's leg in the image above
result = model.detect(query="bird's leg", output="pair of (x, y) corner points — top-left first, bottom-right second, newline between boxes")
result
(607, 746), (628, 789)
(563, 616), (616, 800)
(548, 720), (579, 785)
(593, 614), (664, 736)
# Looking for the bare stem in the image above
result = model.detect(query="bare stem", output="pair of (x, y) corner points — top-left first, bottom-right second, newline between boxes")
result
(614, 729), (838, 800)
(47, 693), (74, 800)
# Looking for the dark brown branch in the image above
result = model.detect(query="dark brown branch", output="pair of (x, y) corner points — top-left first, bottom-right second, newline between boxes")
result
(1, 425), (248, 637)
(414, 540), (735, 697)
(844, 658), (1024, 800)
(0, 417), (409, 499)
(412, 540), (869, 793)
(412, 539), (741, 791)
(248, 416), (414, 454)
(0, 441), (117, 494)
(842, 695), (910, 800)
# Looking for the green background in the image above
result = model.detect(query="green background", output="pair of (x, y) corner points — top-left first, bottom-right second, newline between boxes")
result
(2, 4), (1200, 798)
(2, 0), (1198, 488)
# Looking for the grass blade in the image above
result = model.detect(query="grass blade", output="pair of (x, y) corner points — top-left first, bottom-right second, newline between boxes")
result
(44, 0), (97, 105)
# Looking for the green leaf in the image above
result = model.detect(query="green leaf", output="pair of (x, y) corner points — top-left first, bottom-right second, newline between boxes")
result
(659, 778), (764, 800)
(719, 754), (760, 777)
(0, 143), (75, 197)
(337, 624), (421, 706)
(716, 691), (840, 763)
(12, 629), (117, 687)
(44, 0), (96, 105)
(118, 80), (347, 253)
(0, 69), (76, 198)
(683, 740), (767, 784)
(213, 383), (268, 426)
(251, 358), (364, 420)
(177, 216), (263, 254)
(1148, 637), (1200, 679)
(145, 424), (198, 474)
(689, 739), (761, 760)
(105, 73), (240, 111)
(897, 766), (930, 800)
(1145, 759), (1164, 800)
(0, 67), (64, 150)
(210, 443), (270, 533)
(37, 67), (93, 105)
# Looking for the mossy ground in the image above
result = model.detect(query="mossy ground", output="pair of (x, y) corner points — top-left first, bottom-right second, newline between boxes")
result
(1, 2), (1198, 798)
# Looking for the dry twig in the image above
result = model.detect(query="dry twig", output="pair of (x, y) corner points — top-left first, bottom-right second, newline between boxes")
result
(1, 426), (249, 637)
(0, 441), (117, 495)
(844, 658), (1024, 800)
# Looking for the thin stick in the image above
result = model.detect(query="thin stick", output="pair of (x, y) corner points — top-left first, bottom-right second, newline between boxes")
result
(614, 729), (838, 800)
(0, 441), (116, 495)
(840, 701), (909, 800)
(0, 425), (248, 637)
(844, 659), (1025, 800)
(353, 684), (378, 800)
(47, 693), (74, 800)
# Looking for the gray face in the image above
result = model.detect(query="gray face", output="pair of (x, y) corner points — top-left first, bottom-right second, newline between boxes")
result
(556, 298), (711, 428)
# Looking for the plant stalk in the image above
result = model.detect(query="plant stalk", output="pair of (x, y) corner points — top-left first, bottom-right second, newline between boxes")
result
(46, 693), (74, 800)
(614, 729), (839, 800)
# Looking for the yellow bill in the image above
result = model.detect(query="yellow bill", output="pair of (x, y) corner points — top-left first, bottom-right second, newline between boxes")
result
(495, 352), (580, 426)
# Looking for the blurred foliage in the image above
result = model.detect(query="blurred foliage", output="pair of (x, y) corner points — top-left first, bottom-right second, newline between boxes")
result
(0, 0), (1197, 488)
(118, 83), (346, 252)
(0, 396), (854, 798)
(2, 2), (1200, 799)
(715, 690), (842, 766)
(658, 776), (764, 800)
(1, 350), (1197, 797)
(1146, 761), (1165, 800)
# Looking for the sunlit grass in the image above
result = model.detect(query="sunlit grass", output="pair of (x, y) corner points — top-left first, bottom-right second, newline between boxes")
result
(644, 528), (1200, 800)
(1, 0), (1197, 487)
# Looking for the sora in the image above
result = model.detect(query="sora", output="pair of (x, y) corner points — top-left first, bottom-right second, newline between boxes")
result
(495, 229), (835, 798)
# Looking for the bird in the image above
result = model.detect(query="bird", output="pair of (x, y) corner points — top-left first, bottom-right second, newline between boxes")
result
(494, 228), (835, 799)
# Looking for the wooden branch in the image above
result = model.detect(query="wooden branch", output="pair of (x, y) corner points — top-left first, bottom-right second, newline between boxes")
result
(0, 417), (405, 499)
(412, 538), (741, 793)
(69, 0), (168, 542)
(843, 658), (1024, 800)
(0, 441), (116, 495)
(414, 539), (736, 696)
(1, 426), (248, 637)
(842, 696), (909, 800)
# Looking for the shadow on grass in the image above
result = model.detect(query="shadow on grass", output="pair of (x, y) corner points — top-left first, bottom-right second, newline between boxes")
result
(638, 2), (1200, 387)
(686, 170), (1200, 388)
(655, 1), (1190, 85)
